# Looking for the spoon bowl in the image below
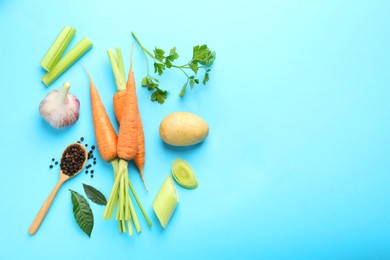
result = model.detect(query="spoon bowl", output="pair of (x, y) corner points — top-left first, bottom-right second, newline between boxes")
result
(28, 143), (88, 235)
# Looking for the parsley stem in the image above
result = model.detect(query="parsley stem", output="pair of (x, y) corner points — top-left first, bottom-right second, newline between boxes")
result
(178, 67), (190, 78)
(132, 32), (153, 75)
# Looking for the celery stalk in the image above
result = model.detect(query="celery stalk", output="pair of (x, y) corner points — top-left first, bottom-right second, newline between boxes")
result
(153, 175), (179, 228)
(42, 37), (93, 86)
(40, 26), (76, 72)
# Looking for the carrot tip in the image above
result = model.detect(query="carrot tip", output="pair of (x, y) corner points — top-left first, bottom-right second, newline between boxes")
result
(140, 169), (149, 192)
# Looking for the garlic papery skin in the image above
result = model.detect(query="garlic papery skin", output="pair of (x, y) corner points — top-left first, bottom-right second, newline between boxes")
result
(39, 82), (80, 129)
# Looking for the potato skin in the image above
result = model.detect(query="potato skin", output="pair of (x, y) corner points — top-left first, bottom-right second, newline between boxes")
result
(159, 112), (209, 146)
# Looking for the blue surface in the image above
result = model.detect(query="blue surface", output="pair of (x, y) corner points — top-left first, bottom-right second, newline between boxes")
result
(1, 0), (390, 259)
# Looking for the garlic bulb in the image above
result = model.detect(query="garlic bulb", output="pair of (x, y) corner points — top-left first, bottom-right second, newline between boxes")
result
(39, 82), (80, 129)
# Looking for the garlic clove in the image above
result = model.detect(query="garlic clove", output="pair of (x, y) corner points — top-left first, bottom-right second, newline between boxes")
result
(39, 82), (80, 129)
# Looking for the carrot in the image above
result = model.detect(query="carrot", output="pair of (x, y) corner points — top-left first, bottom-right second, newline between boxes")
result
(112, 63), (147, 191)
(113, 91), (125, 122)
(108, 47), (148, 190)
(116, 50), (138, 161)
(133, 108), (146, 189)
(84, 66), (117, 162)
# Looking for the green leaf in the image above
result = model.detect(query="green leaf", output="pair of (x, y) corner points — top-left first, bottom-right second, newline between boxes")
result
(154, 48), (165, 62)
(194, 78), (199, 84)
(151, 89), (168, 104)
(189, 62), (198, 74)
(203, 51), (216, 66)
(203, 72), (210, 85)
(141, 77), (148, 87)
(192, 45), (208, 62)
(179, 82), (188, 97)
(166, 47), (179, 62)
(165, 60), (172, 68)
(82, 183), (107, 205)
(192, 45), (216, 67)
(69, 189), (94, 237)
(154, 62), (165, 75)
(148, 82), (158, 90)
(151, 91), (158, 101)
(189, 79), (195, 89)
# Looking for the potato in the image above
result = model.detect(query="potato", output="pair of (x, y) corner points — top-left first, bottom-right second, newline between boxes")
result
(159, 112), (209, 146)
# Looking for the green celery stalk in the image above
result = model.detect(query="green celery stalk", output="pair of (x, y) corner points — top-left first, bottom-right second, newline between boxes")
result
(42, 37), (93, 86)
(40, 26), (76, 72)
(153, 175), (179, 228)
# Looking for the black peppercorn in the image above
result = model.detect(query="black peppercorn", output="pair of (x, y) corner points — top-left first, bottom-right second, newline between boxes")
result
(60, 144), (87, 176)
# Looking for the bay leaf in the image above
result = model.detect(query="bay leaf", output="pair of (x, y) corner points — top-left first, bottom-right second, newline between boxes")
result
(69, 189), (94, 237)
(82, 183), (107, 205)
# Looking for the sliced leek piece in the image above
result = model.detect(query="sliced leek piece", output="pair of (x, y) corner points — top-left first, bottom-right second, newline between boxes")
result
(153, 175), (179, 228)
(171, 158), (198, 189)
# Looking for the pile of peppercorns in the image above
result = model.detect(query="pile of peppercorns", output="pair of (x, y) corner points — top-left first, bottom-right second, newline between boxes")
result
(49, 137), (98, 178)
(60, 144), (86, 176)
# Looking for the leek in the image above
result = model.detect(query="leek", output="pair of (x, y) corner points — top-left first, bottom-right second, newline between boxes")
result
(171, 158), (198, 189)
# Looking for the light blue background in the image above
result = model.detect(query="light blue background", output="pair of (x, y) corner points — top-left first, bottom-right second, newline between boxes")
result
(1, 0), (389, 259)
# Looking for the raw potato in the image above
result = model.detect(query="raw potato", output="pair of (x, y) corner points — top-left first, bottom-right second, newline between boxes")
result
(159, 112), (209, 146)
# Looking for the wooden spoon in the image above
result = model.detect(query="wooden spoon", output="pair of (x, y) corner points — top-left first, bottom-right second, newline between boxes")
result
(28, 143), (88, 235)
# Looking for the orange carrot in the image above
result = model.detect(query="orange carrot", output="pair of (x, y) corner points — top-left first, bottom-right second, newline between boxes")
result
(84, 66), (117, 162)
(113, 91), (125, 122)
(134, 110), (146, 187)
(116, 53), (138, 161)
(109, 47), (147, 190)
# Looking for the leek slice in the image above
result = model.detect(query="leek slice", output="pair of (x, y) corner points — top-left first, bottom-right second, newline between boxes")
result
(153, 175), (179, 228)
(171, 158), (198, 189)
(40, 26), (76, 71)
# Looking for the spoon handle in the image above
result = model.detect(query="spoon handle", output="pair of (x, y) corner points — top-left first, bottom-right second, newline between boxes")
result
(28, 178), (65, 235)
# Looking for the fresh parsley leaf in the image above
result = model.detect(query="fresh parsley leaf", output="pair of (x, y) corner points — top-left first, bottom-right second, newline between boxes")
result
(166, 47), (179, 62)
(189, 62), (198, 74)
(154, 62), (165, 75)
(148, 82), (158, 90)
(141, 77), (148, 87)
(203, 72), (210, 85)
(154, 48), (165, 62)
(165, 60), (172, 68)
(192, 45), (208, 63)
(189, 78), (195, 89)
(202, 50), (216, 66)
(179, 81), (188, 97)
(151, 88), (168, 104)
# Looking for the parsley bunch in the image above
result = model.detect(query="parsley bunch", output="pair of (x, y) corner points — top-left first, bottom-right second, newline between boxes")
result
(132, 32), (216, 104)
